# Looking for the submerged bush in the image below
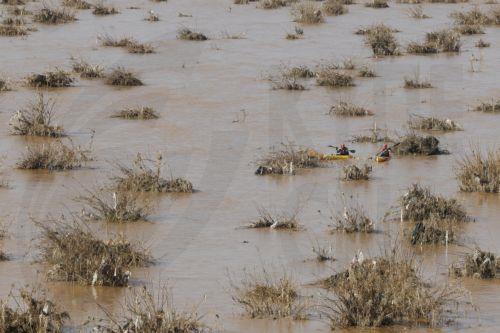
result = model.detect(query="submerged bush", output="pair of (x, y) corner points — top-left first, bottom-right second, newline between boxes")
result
(291, 1), (324, 24)
(92, 0), (119, 15)
(404, 72), (432, 88)
(365, 0), (389, 8)
(268, 65), (313, 90)
(105, 67), (143, 86)
(408, 115), (461, 131)
(0, 287), (69, 332)
(10, 93), (65, 137)
(62, 0), (92, 9)
(316, 67), (354, 87)
(331, 196), (374, 233)
(393, 133), (447, 155)
(0, 77), (11, 91)
(71, 57), (105, 78)
(363, 24), (400, 56)
(37, 217), (151, 286)
(259, 0), (297, 9)
(255, 143), (321, 175)
(247, 205), (300, 230)
(351, 124), (393, 143)
(177, 28), (208, 41)
(26, 69), (74, 88)
(17, 140), (91, 170)
(342, 163), (372, 180)
(473, 99), (500, 113)
(112, 153), (194, 193)
(475, 39), (490, 48)
(0, 22), (28, 36)
(329, 100), (373, 116)
(112, 106), (159, 119)
(322, 0), (348, 15)
(450, 248), (499, 279)
(456, 148), (499, 193)
(407, 218), (461, 245)
(33, 5), (76, 24)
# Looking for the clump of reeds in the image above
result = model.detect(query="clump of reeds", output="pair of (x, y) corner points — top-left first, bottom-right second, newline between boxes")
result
(404, 71), (432, 88)
(105, 67), (143, 86)
(408, 114), (461, 131)
(37, 217), (151, 286)
(455, 148), (499, 193)
(255, 143), (321, 175)
(71, 57), (104, 78)
(475, 39), (490, 47)
(10, 93), (66, 137)
(451, 7), (492, 26)
(363, 23), (400, 56)
(247, 205), (300, 230)
(365, 0), (389, 8)
(17, 140), (91, 170)
(96, 285), (208, 332)
(291, 1), (324, 24)
(358, 64), (376, 77)
(450, 248), (499, 279)
(33, 4), (76, 24)
(112, 153), (194, 193)
(78, 188), (150, 223)
(112, 106), (158, 119)
(92, 0), (119, 15)
(126, 40), (154, 54)
(62, 0), (92, 9)
(329, 100), (373, 117)
(331, 196), (374, 232)
(408, 218), (460, 245)
(230, 268), (304, 319)
(26, 69), (74, 88)
(0, 287), (69, 332)
(322, 0), (348, 15)
(393, 133), (446, 155)
(320, 249), (463, 327)
(312, 243), (335, 262)
(342, 163), (372, 180)
(0, 23), (28, 36)
(177, 28), (208, 41)
(400, 183), (469, 222)
(473, 99), (500, 113)
(316, 67), (354, 87)
(407, 28), (461, 54)
(259, 0), (296, 9)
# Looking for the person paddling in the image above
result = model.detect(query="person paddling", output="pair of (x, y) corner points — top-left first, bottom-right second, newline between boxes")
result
(337, 144), (350, 156)
(377, 143), (391, 158)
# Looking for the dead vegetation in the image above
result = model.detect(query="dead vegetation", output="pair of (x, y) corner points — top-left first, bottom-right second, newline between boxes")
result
(98, 35), (154, 54)
(330, 196), (374, 232)
(322, 0), (348, 15)
(62, 0), (92, 9)
(342, 163), (372, 180)
(450, 248), (500, 279)
(92, 0), (119, 15)
(475, 38), (490, 47)
(177, 28), (208, 41)
(291, 1), (324, 24)
(112, 153), (194, 193)
(71, 57), (105, 78)
(230, 268), (305, 319)
(0, 15), (30, 36)
(351, 124), (393, 143)
(404, 71), (432, 88)
(320, 249), (464, 328)
(268, 65), (313, 90)
(33, 4), (76, 24)
(451, 7), (495, 34)
(145, 10), (159, 22)
(329, 100), (373, 117)
(9, 93), (66, 137)
(408, 114), (461, 131)
(255, 143), (321, 175)
(407, 29), (461, 54)
(26, 69), (74, 88)
(312, 243), (335, 262)
(105, 67), (143, 86)
(316, 67), (354, 87)
(112, 106), (159, 119)
(95, 285), (208, 332)
(393, 133), (447, 155)
(0, 77), (11, 91)
(455, 148), (499, 193)
(259, 0), (297, 9)
(365, 0), (389, 8)
(358, 64), (376, 77)
(0, 287), (69, 332)
(17, 140), (91, 170)
(408, 217), (461, 245)
(363, 23), (400, 56)
(247, 205), (300, 230)
(37, 217), (151, 286)
(473, 99), (500, 113)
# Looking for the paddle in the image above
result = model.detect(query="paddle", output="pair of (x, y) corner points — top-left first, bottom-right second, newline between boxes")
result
(328, 145), (356, 154)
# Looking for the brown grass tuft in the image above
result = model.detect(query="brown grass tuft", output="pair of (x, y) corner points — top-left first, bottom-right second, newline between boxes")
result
(17, 140), (91, 170)
(255, 142), (321, 175)
(365, 0), (389, 7)
(450, 248), (499, 279)
(62, 0), (92, 9)
(342, 163), (372, 180)
(33, 4), (76, 24)
(71, 57), (105, 78)
(455, 148), (499, 193)
(316, 67), (354, 87)
(177, 28), (208, 41)
(363, 23), (400, 56)
(105, 67), (143, 86)
(393, 133), (446, 155)
(291, 1), (324, 24)
(408, 114), (461, 131)
(329, 100), (373, 116)
(26, 69), (74, 88)
(112, 106), (159, 119)
(92, 0), (119, 15)
(331, 196), (374, 232)
(473, 98), (500, 113)
(259, 0), (297, 9)
(247, 205), (300, 230)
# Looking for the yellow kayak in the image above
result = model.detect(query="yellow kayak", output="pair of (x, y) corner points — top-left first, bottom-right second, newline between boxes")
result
(322, 154), (353, 161)
(375, 155), (390, 163)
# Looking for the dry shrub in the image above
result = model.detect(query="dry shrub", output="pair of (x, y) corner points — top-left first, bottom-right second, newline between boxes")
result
(92, 0), (119, 15)
(62, 0), (92, 9)
(312, 243), (335, 261)
(426, 29), (461, 52)
(408, 114), (461, 131)
(10, 93), (65, 137)
(105, 67), (143, 86)
(126, 40), (154, 54)
(145, 10), (160, 22)
(322, 0), (348, 15)
(451, 7), (492, 26)
(259, 0), (297, 9)
(475, 38), (490, 47)
(230, 268), (305, 319)
(255, 142), (321, 175)
(408, 218), (462, 245)
(455, 24), (484, 35)
(331, 196), (374, 232)
(268, 65), (312, 90)
(37, 217), (151, 286)
(0, 77), (11, 91)
(6, 6), (32, 15)
(456, 148), (499, 193)
(342, 163), (372, 180)
(33, 4), (76, 24)
(392, 133), (446, 155)
(351, 124), (393, 143)
(320, 250), (463, 328)
(112, 153), (194, 193)
(358, 64), (376, 77)
(17, 140), (91, 170)
(247, 205), (300, 230)
(400, 183), (469, 222)
(0, 287), (69, 332)
(177, 28), (208, 41)
(363, 24), (400, 56)
(450, 248), (499, 279)
(365, 0), (389, 8)
(26, 69), (74, 88)
(71, 57), (105, 78)
(316, 68), (354, 87)
(473, 99), (500, 113)
(291, 1), (324, 24)
(78, 188), (150, 223)
(329, 100), (372, 116)
(0, 24), (28, 36)
(112, 106), (159, 119)
(96, 285), (208, 332)
(98, 34), (132, 47)
(404, 72), (432, 88)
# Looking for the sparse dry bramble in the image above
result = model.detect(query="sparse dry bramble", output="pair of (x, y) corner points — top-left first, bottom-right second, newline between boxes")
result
(17, 140), (91, 170)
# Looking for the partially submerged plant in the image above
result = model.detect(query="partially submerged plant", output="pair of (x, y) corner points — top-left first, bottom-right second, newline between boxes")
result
(475, 39), (490, 47)
(358, 64), (376, 77)
(247, 205), (300, 230)
(404, 71), (432, 88)
(26, 69), (74, 88)
(17, 140), (91, 170)
(112, 153), (194, 193)
(407, 29), (461, 53)
(268, 65), (311, 90)
(312, 243), (335, 262)
(351, 123), (393, 143)
(365, 0), (389, 8)
(255, 143), (321, 175)
(177, 28), (208, 41)
(125, 40), (154, 54)
(36, 217), (151, 286)
(62, 0), (92, 9)
(259, 0), (297, 9)
(330, 195), (374, 233)
(342, 163), (372, 181)
(112, 106), (159, 119)
(0, 287), (69, 332)
(71, 57), (105, 78)
(33, 4), (76, 24)
(145, 10), (159, 21)
(363, 23), (400, 56)
(450, 248), (499, 279)
(0, 23), (28, 36)
(407, 5), (429, 19)
(322, 0), (348, 15)
(10, 93), (66, 137)
(316, 67), (354, 87)
(92, 0), (119, 15)
(105, 67), (143, 86)
(392, 133), (446, 155)
(0, 77), (11, 91)
(408, 114), (461, 131)
(455, 148), (499, 193)
(473, 98), (500, 113)
(329, 100), (373, 116)
(291, 1), (324, 24)
(407, 218), (460, 245)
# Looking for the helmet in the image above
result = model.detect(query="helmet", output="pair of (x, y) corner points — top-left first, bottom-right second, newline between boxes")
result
(383, 144), (388, 149)
(341, 144), (346, 148)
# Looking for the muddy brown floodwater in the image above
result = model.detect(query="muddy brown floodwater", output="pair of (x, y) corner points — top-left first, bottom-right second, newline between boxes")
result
(0, 0), (499, 332)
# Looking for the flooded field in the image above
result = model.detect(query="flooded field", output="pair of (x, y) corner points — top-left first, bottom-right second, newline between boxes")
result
(0, 0), (499, 332)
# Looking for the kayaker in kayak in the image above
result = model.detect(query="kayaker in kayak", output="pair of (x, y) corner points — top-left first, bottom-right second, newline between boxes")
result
(377, 143), (390, 158)
(337, 144), (350, 156)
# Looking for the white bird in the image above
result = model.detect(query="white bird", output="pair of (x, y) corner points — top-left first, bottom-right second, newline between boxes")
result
(358, 251), (364, 264)
(42, 303), (50, 315)
(113, 192), (117, 210)
(270, 219), (279, 229)
(91, 271), (98, 286)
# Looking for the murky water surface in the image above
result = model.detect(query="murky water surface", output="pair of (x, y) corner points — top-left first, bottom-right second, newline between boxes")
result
(0, 0), (499, 332)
